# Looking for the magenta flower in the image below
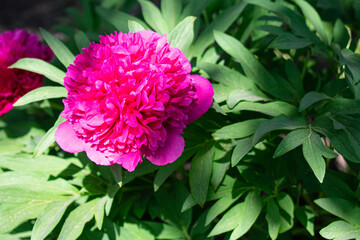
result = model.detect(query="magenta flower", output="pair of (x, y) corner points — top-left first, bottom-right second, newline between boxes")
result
(55, 30), (213, 172)
(0, 29), (53, 115)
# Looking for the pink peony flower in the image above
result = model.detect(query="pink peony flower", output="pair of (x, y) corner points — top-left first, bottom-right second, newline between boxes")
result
(55, 30), (213, 172)
(0, 29), (53, 115)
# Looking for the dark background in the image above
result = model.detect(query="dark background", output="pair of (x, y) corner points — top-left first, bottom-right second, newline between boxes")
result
(0, 0), (74, 36)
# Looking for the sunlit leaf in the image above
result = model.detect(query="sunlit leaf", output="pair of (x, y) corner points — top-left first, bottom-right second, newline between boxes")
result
(13, 87), (67, 107)
(40, 28), (75, 68)
(9, 58), (65, 85)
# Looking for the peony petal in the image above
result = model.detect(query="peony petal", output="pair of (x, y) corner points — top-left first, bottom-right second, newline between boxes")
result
(186, 75), (214, 123)
(84, 144), (111, 165)
(55, 121), (85, 153)
(147, 128), (184, 166)
(137, 30), (162, 42)
(0, 102), (14, 116)
(112, 151), (143, 172)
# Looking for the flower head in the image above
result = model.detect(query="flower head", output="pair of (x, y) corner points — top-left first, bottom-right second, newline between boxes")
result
(0, 29), (53, 115)
(55, 30), (213, 171)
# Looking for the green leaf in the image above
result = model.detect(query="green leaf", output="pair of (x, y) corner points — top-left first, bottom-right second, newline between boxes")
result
(190, 2), (247, 57)
(190, 209), (212, 239)
(40, 28), (75, 68)
(105, 184), (119, 216)
(161, 0), (182, 30)
(0, 172), (48, 186)
(277, 193), (294, 218)
(0, 202), (48, 233)
(205, 188), (246, 226)
(266, 199), (281, 240)
(96, 6), (149, 32)
(180, 0), (209, 19)
(0, 174), (77, 234)
(58, 199), (98, 240)
(340, 49), (360, 99)
(9, 58), (65, 85)
(74, 30), (90, 51)
(142, 221), (185, 239)
(229, 191), (263, 240)
(295, 206), (314, 236)
(208, 203), (242, 236)
(274, 129), (310, 157)
(212, 84), (236, 103)
(313, 116), (360, 163)
(13, 86), (67, 107)
(277, 193), (294, 233)
(227, 89), (268, 108)
(154, 147), (197, 191)
(211, 148), (230, 190)
(213, 119), (266, 139)
(0, 154), (76, 177)
(237, 165), (273, 194)
(333, 18), (349, 48)
(214, 31), (293, 101)
(31, 196), (78, 240)
(330, 115), (360, 160)
(321, 171), (358, 202)
(122, 159), (160, 185)
(181, 194), (197, 212)
(207, 175), (249, 201)
(138, 0), (169, 34)
(320, 220), (360, 240)
(299, 91), (331, 111)
(208, 191), (262, 237)
(253, 115), (306, 144)
(0, 231), (32, 240)
(94, 196), (106, 230)
(269, 33), (313, 49)
(0, 187), (68, 204)
(256, 25), (286, 35)
(190, 144), (214, 206)
(33, 115), (66, 158)
(118, 222), (154, 240)
(315, 198), (360, 225)
(223, 101), (298, 116)
(197, 62), (258, 91)
(154, 181), (192, 230)
(293, 0), (329, 44)
(231, 136), (254, 166)
(245, 0), (317, 42)
(0, 174), (78, 202)
(285, 60), (304, 99)
(303, 131), (338, 182)
(111, 164), (123, 188)
(128, 20), (146, 33)
(167, 16), (195, 53)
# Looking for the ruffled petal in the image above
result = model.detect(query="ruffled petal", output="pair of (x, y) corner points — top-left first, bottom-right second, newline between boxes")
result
(84, 144), (111, 165)
(147, 128), (184, 166)
(55, 121), (85, 153)
(112, 151), (143, 172)
(0, 102), (14, 115)
(137, 30), (161, 42)
(186, 75), (214, 123)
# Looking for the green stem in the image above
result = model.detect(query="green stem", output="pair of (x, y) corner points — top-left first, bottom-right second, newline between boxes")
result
(301, 50), (310, 81)
(296, 183), (302, 207)
(202, 10), (209, 26)
(181, 225), (191, 240)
